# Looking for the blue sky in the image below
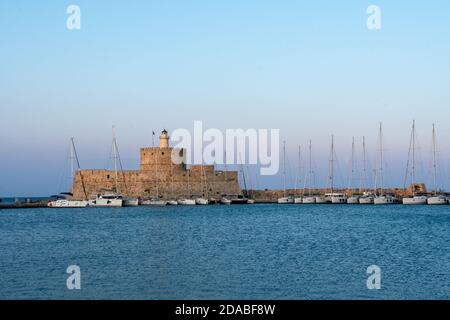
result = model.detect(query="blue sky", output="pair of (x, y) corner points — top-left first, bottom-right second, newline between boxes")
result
(1, 1), (450, 196)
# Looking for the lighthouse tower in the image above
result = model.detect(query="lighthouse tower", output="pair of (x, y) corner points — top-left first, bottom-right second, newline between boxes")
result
(159, 129), (169, 148)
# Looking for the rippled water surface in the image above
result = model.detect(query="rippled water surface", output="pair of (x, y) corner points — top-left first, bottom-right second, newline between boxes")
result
(1, 204), (450, 299)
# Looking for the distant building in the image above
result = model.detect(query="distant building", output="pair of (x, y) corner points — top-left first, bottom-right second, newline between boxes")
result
(72, 130), (241, 199)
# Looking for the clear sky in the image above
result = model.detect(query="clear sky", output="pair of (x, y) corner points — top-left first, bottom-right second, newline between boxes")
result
(1, 1), (450, 196)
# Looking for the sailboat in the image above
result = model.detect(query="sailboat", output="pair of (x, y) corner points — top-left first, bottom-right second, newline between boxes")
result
(195, 164), (209, 205)
(403, 121), (428, 205)
(302, 140), (316, 204)
(112, 128), (138, 206)
(230, 153), (251, 204)
(294, 146), (303, 204)
(427, 124), (447, 205)
(359, 136), (375, 204)
(48, 138), (89, 208)
(374, 123), (397, 205)
(327, 135), (347, 204)
(178, 169), (196, 205)
(315, 178), (329, 203)
(278, 141), (294, 204)
(219, 152), (232, 205)
(241, 155), (256, 204)
(347, 137), (360, 204)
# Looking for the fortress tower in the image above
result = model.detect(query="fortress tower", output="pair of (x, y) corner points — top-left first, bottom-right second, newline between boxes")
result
(159, 129), (169, 148)
(71, 130), (241, 200)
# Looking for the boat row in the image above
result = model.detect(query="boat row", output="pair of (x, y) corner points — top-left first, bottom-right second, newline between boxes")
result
(277, 193), (449, 205)
(47, 193), (256, 208)
(278, 121), (450, 206)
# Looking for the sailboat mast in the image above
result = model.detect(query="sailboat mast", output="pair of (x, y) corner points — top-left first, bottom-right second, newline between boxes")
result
(239, 153), (248, 197)
(351, 137), (355, 195)
(283, 141), (286, 193)
(71, 138), (88, 200)
(309, 140), (312, 196)
(329, 135), (334, 193)
(432, 124), (437, 195)
(112, 126), (119, 193)
(296, 145), (301, 195)
(69, 138), (75, 180)
(362, 136), (367, 193)
(379, 123), (384, 195)
(412, 120), (416, 196)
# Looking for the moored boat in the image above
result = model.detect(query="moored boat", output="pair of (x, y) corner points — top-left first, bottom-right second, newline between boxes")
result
(49, 138), (89, 208)
(330, 193), (347, 204)
(346, 137), (359, 204)
(141, 199), (167, 206)
(347, 196), (360, 204)
(123, 198), (139, 207)
(89, 193), (123, 207)
(426, 125), (447, 206)
(403, 196), (428, 205)
(427, 195), (447, 205)
(195, 198), (209, 205)
(315, 196), (328, 204)
(402, 121), (427, 206)
(178, 199), (196, 205)
(48, 199), (88, 208)
(302, 196), (316, 204)
(278, 197), (294, 204)
(220, 198), (232, 205)
(359, 194), (374, 204)
(374, 123), (396, 206)
(277, 141), (294, 204)
(374, 195), (397, 205)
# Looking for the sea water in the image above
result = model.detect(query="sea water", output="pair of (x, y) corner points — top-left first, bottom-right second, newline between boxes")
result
(1, 204), (450, 299)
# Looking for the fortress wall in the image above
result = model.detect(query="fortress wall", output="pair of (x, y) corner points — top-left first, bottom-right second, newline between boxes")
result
(72, 167), (241, 200)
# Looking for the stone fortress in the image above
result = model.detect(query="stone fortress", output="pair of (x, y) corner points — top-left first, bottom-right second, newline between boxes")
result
(72, 130), (242, 200)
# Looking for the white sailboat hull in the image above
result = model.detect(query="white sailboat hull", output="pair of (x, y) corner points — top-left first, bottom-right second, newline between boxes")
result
(220, 198), (232, 205)
(294, 197), (303, 204)
(331, 196), (348, 204)
(315, 196), (328, 204)
(277, 197), (294, 204)
(195, 198), (209, 205)
(123, 198), (139, 207)
(48, 200), (88, 208)
(359, 196), (374, 204)
(347, 196), (360, 204)
(167, 200), (179, 205)
(142, 200), (167, 206)
(427, 196), (448, 205)
(329, 193), (347, 204)
(247, 199), (255, 204)
(302, 196), (316, 204)
(89, 199), (123, 207)
(178, 199), (196, 205)
(403, 196), (428, 205)
(374, 196), (396, 205)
